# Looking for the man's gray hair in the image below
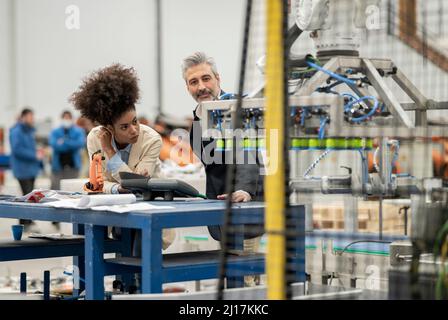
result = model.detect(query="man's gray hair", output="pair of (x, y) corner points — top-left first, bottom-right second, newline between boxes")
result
(181, 52), (219, 81)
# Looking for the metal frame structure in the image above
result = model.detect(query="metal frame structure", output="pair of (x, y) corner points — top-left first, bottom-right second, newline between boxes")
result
(200, 58), (448, 140)
(197, 52), (448, 294)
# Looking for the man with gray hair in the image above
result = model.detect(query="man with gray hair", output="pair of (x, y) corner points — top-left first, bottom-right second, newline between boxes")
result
(183, 52), (263, 245)
(182, 52), (221, 104)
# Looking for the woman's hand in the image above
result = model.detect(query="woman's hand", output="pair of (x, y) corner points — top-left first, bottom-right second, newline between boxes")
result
(98, 127), (115, 158)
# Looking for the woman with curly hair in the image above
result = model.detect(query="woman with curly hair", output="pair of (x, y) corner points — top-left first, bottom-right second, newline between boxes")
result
(70, 63), (162, 194)
(71, 64), (175, 254)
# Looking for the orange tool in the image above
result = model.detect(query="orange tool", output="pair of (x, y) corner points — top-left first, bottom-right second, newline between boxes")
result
(84, 150), (105, 193)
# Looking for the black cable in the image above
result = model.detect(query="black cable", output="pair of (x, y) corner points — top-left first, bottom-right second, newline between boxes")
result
(282, 0), (294, 300)
(438, 0), (444, 37)
(155, 0), (163, 114)
(387, 0), (393, 36)
(410, 240), (423, 299)
(337, 240), (392, 256)
(216, 0), (252, 301)
(286, 24), (303, 53)
(288, 55), (310, 69)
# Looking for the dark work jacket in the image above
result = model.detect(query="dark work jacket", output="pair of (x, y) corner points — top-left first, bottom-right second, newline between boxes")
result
(189, 94), (264, 240)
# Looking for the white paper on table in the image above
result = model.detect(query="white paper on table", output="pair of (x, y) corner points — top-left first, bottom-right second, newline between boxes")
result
(45, 198), (81, 208)
(43, 194), (174, 213)
(90, 202), (175, 213)
(77, 194), (136, 208)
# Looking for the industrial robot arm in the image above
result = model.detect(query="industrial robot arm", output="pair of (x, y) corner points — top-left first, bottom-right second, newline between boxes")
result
(291, 0), (381, 54)
(84, 150), (104, 194)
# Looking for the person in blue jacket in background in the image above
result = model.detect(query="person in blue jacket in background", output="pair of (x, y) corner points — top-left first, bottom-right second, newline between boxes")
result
(49, 110), (86, 190)
(9, 108), (43, 227)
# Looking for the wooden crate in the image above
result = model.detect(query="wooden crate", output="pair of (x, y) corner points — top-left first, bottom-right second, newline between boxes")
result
(313, 219), (369, 231)
(315, 220), (345, 230)
(311, 201), (411, 235)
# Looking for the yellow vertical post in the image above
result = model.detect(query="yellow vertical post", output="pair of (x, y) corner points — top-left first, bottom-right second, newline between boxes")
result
(265, 0), (286, 300)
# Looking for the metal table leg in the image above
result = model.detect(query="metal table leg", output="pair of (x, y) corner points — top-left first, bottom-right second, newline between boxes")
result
(73, 223), (85, 297)
(85, 224), (106, 300)
(141, 221), (163, 293)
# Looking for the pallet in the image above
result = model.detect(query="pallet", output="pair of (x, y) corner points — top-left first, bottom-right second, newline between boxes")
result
(313, 219), (407, 234)
(312, 201), (410, 234)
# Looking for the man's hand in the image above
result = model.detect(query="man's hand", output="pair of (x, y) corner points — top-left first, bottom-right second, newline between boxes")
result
(217, 190), (252, 203)
(98, 127), (115, 158)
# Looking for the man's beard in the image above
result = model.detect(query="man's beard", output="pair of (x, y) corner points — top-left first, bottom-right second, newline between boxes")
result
(196, 88), (215, 102)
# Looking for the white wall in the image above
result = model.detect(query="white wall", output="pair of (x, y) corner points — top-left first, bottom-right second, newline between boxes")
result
(0, 0), (246, 130)
(12, 0), (158, 126)
(0, 0), (17, 129)
(160, 0), (245, 118)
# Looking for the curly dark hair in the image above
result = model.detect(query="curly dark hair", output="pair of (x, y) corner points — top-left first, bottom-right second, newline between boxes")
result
(70, 63), (140, 126)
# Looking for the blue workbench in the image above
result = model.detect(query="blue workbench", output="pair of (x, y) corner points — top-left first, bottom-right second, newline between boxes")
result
(0, 200), (306, 300)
